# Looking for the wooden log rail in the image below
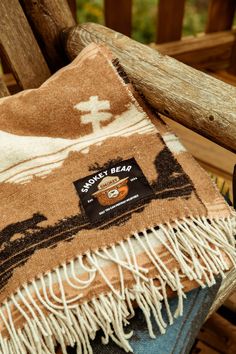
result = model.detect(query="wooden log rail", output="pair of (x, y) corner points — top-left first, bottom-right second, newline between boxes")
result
(20, 0), (76, 72)
(63, 23), (236, 153)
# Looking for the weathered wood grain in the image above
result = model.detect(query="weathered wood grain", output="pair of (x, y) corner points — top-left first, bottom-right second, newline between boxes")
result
(20, 0), (76, 72)
(151, 30), (236, 71)
(0, 0), (50, 89)
(63, 23), (236, 153)
(0, 77), (9, 98)
(209, 268), (236, 317)
(206, 0), (236, 33)
(104, 0), (132, 37)
(156, 0), (185, 43)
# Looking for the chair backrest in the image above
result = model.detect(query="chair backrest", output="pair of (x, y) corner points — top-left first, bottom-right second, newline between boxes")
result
(0, 0), (236, 96)
(104, 0), (236, 75)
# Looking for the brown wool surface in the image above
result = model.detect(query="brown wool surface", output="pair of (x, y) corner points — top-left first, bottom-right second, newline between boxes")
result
(0, 43), (235, 353)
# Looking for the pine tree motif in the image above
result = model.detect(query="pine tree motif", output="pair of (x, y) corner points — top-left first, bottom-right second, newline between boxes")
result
(74, 96), (112, 132)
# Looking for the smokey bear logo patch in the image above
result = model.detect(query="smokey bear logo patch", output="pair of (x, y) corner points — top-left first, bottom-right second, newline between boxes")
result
(73, 158), (154, 223)
(93, 175), (129, 206)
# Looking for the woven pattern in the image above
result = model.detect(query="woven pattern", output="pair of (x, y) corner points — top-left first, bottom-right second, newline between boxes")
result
(0, 44), (235, 354)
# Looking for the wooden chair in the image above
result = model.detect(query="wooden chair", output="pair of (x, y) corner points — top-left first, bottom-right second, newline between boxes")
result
(0, 0), (235, 346)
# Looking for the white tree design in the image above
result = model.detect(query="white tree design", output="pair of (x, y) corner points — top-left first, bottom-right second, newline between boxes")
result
(74, 96), (112, 132)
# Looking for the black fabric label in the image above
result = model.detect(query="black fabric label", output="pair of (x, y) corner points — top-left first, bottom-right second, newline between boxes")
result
(73, 158), (154, 223)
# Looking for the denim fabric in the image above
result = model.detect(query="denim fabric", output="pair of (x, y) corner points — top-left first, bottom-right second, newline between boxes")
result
(91, 280), (221, 354)
(66, 280), (220, 354)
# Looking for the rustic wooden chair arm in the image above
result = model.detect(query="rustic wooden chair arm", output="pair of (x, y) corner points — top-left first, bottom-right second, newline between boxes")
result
(62, 23), (236, 153)
(208, 268), (236, 317)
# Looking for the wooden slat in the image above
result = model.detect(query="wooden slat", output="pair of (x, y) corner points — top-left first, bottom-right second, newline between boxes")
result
(67, 0), (77, 21)
(0, 0), (50, 89)
(63, 23), (236, 153)
(21, 0), (76, 72)
(163, 117), (235, 184)
(193, 341), (220, 354)
(151, 30), (236, 71)
(206, 0), (236, 33)
(156, 0), (185, 43)
(224, 292), (236, 312)
(1, 73), (19, 95)
(228, 36), (236, 74)
(1, 57), (11, 74)
(233, 165), (236, 208)
(206, 0), (236, 75)
(195, 314), (236, 354)
(0, 77), (9, 98)
(204, 313), (236, 352)
(212, 69), (236, 86)
(198, 321), (229, 354)
(104, 0), (132, 37)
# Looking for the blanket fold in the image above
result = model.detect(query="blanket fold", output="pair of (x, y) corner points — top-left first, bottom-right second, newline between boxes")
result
(0, 43), (235, 354)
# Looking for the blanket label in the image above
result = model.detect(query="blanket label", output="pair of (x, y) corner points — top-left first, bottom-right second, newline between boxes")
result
(73, 158), (154, 223)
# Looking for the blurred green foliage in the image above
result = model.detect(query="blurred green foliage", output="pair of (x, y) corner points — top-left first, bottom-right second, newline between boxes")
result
(76, 0), (210, 43)
(76, 0), (104, 24)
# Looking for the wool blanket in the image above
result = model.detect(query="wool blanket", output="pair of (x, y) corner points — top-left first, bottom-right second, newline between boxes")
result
(0, 43), (235, 354)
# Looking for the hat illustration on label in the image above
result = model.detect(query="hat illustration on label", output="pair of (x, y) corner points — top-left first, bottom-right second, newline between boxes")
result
(92, 175), (129, 206)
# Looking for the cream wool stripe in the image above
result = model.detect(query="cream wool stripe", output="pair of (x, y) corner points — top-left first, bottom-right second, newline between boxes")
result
(2, 119), (154, 184)
(0, 216), (235, 354)
(0, 103), (155, 184)
(162, 133), (187, 153)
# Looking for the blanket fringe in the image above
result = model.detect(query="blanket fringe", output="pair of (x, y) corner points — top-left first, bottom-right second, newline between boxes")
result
(0, 215), (235, 354)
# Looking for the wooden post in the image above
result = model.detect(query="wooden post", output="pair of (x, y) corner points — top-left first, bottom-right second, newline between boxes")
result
(62, 23), (236, 153)
(206, 0), (236, 33)
(0, 0), (50, 90)
(104, 0), (132, 37)
(228, 33), (236, 75)
(67, 0), (77, 22)
(233, 165), (236, 208)
(206, 0), (236, 75)
(156, 0), (185, 43)
(20, 0), (76, 72)
(1, 57), (11, 74)
(0, 77), (10, 98)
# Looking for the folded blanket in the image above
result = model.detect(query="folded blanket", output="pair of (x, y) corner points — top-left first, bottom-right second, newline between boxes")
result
(0, 43), (235, 354)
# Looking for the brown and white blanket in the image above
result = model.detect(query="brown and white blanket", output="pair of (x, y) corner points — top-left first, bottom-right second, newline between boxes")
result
(0, 43), (235, 354)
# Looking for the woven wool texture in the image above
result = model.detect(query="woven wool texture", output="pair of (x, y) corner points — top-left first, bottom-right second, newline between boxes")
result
(0, 43), (235, 354)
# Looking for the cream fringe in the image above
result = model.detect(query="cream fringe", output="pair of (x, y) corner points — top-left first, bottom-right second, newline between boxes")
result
(0, 215), (235, 354)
